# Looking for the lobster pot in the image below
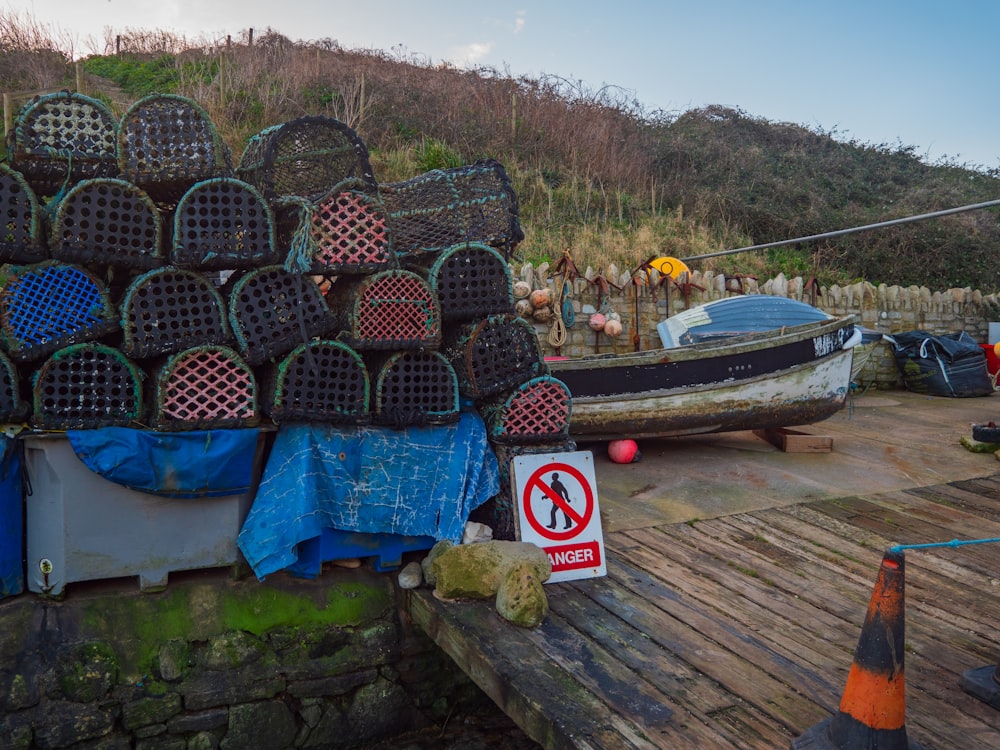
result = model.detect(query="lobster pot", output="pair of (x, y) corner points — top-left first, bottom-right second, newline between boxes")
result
(368, 350), (459, 428)
(171, 178), (279, 269)
(328, 270), (441, 351)
(120, 267), (232, 360)
(278, 186), (393, 275)
(444, 313), (547, 400)
(0, 351), (28, 422)
(379, 159), (524, 257)
(470, 437), (577, 541)
(151, 345), (258, 431)
(480, 375), (572, 445)
(8, 92), (119, 198)
(237, 116), (375, 203)
(118, 94), (233, 206)
(0, 262), (120, 363)
(0, 164), (46, 263)
(261, 340), (370, 425)
(228, 266), (334, 366)
(48, 178), (163, 269)
(418, 242), (515, 322)
(31, 343), (144, 430)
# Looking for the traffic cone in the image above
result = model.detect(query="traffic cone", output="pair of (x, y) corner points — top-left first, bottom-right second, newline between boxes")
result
(792, 549), (924, 749)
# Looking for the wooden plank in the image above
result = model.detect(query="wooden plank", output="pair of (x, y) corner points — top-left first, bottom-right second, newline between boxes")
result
(752, 427), (832, 452)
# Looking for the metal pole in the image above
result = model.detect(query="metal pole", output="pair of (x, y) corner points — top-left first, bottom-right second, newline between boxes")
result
(682, 198), (1000, 263)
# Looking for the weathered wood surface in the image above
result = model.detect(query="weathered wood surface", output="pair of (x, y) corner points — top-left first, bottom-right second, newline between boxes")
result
(407, 475), (1000, 749)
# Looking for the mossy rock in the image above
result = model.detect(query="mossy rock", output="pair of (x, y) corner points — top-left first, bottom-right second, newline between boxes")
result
(430, 541), (551, 600)
(495, 561), (549, 627)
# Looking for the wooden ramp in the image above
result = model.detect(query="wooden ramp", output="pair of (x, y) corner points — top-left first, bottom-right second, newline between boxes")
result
(406, 475), (1000, 749)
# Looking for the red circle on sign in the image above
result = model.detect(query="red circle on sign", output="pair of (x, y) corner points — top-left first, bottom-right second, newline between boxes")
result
(522, 462), (594, 541)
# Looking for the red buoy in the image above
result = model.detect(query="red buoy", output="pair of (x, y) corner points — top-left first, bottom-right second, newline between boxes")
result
(608, 439), (641, 464)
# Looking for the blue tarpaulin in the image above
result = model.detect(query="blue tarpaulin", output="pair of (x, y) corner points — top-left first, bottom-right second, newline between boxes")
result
(237, 412), (499, 580)
(67, 428), (261, 498)
(0, 437), (23, 599)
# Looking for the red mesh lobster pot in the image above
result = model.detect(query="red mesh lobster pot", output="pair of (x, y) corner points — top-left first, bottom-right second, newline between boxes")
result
(328, 270), (441, 351)
(237, 116), (376, 203)
(443, 313), (547, 400)
(151, 345), (258, 431)
(278, 186), (393, 276)
(118, 94), (233, 207)
(31, 343), (144, 430)
(228, 266), (335, 366)
(48, 178), (163, 269)
(479, 375), (572, 444)
(261, 340), (370, 425)
(171, 178), (279, 270)
(416, 242), (514, 322)
(120, 267), (233, 360)
(0, 261), (120, 363)
(0, 164), (46, 264)
(8, 91), (119, 198)
(368, 350), (459, 428)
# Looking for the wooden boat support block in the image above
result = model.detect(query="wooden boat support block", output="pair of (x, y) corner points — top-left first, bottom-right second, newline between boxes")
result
(753, 427), (833, 453)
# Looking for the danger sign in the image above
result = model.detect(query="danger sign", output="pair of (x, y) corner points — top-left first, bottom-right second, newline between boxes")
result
(512, 450), (606, 583)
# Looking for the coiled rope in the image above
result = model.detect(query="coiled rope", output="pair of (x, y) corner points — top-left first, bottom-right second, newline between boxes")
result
(547, 280), (568, 349)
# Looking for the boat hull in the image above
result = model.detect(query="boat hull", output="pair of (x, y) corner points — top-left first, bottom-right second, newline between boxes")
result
(549, 316), (857, 441)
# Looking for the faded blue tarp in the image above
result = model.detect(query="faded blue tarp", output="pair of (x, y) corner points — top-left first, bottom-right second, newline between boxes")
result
(0, 437), (23, 599)
(237, 412), (499, 579)
(67, 428), (261, 498)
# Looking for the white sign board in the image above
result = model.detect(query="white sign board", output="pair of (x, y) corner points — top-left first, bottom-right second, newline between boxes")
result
(512, 450), (606, 583)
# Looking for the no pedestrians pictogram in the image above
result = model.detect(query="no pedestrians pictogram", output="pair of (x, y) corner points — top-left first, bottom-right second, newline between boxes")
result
(521, 462), (594, 541)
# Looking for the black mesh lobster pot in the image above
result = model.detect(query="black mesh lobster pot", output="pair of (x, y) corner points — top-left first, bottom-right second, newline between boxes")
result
(261, 340), (370, 425)
(415, 242), (514, 322)
(0, 164), (46, 264)
(171, 178), (279, 269)
(0, 350), (28, 422)
(228, 266), (335, 366)
(479, 375), (572, 444)
(120, 267), (233, 360)
(150, 345), (258, 431)
(118, 94), (233, 207)
(48, 178), (163, 269)
(367, 350), (459, 428)
(31, 343), (144, 430)
(379, 159), (524, 257)
(443, 313), (547, 400)
(327, 270), (441, 351)
(0, 261), (120, 363)
(237, 116), (376, 203)
(7, 91), (119, 198)
(278, 184), (393, 275)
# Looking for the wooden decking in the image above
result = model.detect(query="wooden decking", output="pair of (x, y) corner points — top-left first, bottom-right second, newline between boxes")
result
(405, 392), (1000, 749)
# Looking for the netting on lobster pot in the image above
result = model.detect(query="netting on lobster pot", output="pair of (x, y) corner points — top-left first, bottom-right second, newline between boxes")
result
(0, 261), (120, 363)
(379, 159), (524, 258)
(237, 116), (376, 203)
(8, 91), (119, 198)
(413, 242), (514, 323)
(326, 269), (441, 351)
(118, 94), (233, 207)
(31, 343), (144, 430)
(479, 375), (572, 445)
(367, 350), (459, 428)
(227, 266), (335, 366)
(150, 345), (258, 431)
(443, 313), (548, 400)
(0, 164), (46, 264)
(48, 178), (163, 269)
(120, 267), (233, 360)
(0, 350), (28, 423)
(261, 340), (370, 425)
(279, 182), (394, 276)
(171, 178), (279, 269)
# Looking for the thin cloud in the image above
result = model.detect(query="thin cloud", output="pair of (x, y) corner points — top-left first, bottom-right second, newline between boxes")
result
(449, 41), (495, 67)
(514, 11), (526, 34)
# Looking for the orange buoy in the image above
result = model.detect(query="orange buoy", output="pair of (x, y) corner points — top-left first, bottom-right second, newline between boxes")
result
(608, 439), (640, 464)
(603, 317), (623, 337)
(993, 341), (1000, 358)
(529, 288), (552, 308)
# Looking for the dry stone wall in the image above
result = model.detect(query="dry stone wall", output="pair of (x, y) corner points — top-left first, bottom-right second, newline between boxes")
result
(515, 263), (1000, 390)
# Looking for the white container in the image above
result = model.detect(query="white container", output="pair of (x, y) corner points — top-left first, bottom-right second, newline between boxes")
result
(24, 435), (261, 596)
(989, 322), (1000, 345)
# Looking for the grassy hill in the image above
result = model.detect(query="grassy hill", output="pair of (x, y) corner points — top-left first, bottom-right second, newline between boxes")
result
(3, 15), (999, 290)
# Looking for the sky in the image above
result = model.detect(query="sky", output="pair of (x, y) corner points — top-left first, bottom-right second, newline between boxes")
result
(10, 0), (1000, 172)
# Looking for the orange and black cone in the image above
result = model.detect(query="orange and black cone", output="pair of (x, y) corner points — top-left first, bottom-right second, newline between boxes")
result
(792, 549), (924, 749)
